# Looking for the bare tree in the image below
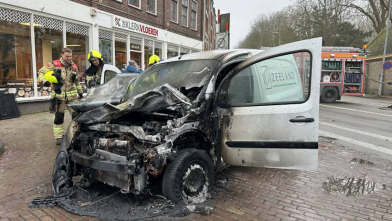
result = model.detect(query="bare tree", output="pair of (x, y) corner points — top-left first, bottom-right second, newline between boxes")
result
(236, 0), (372, 48)
(344, 0), (390, 34)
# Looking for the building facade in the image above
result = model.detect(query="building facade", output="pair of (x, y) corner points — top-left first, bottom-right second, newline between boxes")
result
(0, 0), (216, 113)
(203, 0), (216, 51)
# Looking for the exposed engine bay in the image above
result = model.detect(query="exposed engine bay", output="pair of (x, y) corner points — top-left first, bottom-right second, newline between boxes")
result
(54, 83), (217, 204)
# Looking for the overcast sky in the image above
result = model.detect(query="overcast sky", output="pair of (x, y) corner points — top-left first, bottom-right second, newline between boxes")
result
(213, 0), (293, 48)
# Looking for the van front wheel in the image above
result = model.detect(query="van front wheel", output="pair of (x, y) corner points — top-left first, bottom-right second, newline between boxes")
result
(162, 149), (214, 204)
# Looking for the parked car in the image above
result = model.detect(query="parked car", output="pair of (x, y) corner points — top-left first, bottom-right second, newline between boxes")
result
(52, 38), (322, 204)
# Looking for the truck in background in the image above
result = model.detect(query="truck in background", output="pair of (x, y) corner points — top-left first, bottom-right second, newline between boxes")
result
(320, 46), (366, 103)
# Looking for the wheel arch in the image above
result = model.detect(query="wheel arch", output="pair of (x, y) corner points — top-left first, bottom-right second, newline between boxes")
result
(172, 130), (215, 161)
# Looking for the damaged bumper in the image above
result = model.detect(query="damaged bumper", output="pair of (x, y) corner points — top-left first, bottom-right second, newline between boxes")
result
(71, 150), (136, 175)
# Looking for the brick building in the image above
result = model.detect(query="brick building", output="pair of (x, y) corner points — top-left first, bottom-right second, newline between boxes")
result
(202, 0), (216, 51)
(365, 27), (392, 96)
(0, 0), (216, 114)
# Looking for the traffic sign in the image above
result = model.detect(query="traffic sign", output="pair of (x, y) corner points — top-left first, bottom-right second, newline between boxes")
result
(383, 61), (392, 70)
(216, 32), (229, 49)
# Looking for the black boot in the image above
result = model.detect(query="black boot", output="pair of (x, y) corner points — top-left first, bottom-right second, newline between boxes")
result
(56, 138), (62, 145)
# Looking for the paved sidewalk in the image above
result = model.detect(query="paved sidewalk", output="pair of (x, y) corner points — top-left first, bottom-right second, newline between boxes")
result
(1, 112), (392, 221)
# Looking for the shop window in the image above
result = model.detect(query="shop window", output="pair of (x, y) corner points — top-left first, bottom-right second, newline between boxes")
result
(171, 0), (178, 23)
(180, 47), (190, 56)
(34, 15), (64, 97)
(147, 0), (156, 15)
(167, 44), (179, 58)
(154, 41), (163, 60)
(99, 29), (113, 65)
(115, 33), (127, 71)
(130, 37), (142, 70)
(181, 0), (188, 27)
(34, 16), (64, 96)
(66, 22), (89, 83)
(128, 0), (141, 9)
(144, 39), (153, 68)
(191, 1), (197, 30)
(0, 8), (33, 98)
(130, 37), (142, 51)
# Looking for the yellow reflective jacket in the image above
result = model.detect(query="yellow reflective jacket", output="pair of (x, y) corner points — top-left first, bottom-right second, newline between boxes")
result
(85, 65), (102, 88)
(38, 58), (83, 100)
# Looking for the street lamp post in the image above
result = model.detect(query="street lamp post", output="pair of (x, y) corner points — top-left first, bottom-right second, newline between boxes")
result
(273, 31), (280, 46)
(378, 0), (392, 96)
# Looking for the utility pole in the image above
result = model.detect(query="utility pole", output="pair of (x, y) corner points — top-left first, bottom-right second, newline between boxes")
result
(378, 0), (392, 96)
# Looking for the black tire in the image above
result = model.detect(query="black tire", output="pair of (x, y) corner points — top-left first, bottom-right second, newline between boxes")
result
(51, 151), (73, 196)
(162, 149), (214, 204)
(321, 87), (338, 103)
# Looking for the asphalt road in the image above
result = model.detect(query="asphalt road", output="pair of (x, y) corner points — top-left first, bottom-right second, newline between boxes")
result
(319, 96), (392, 161)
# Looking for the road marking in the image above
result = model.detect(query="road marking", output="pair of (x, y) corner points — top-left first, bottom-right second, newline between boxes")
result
(319, 130), (392, 155)
(320, 104), (392, 118)
(320, 121), (392, 141)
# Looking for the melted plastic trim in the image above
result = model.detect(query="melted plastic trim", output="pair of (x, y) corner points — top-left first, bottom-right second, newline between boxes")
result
(225, 141), (318, 149)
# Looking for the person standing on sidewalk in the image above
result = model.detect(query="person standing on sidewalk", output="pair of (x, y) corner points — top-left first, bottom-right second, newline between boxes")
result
(122, 60), (143, 73)
(38, 48), (83, 145)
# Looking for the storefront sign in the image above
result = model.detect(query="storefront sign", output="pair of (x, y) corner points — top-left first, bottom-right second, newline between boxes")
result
(7, 82), (26, 86)
(113, 16), (159, 37)
(130, 43), (141, 50)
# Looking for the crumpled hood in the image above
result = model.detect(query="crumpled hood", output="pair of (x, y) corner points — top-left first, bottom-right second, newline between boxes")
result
(69, 73), (139, 112)
(75, 84), (191, 124)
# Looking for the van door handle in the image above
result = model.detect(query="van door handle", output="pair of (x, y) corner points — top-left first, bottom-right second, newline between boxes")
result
(289, 118), (314, 123)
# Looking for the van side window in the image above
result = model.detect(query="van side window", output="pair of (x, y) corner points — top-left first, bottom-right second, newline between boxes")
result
(227, 52), (311, 106)
(104, 70), (117, 83)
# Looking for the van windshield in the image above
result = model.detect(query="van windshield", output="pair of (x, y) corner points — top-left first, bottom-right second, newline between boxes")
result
(123, 60), (218, 102)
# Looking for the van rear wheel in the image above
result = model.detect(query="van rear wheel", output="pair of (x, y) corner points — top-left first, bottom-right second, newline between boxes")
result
(321, 87), (338, 103)
(162, 149), (214, 204)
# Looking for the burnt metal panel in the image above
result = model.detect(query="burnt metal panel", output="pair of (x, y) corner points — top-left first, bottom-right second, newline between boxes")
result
(71, 152), (136, 174)
(76, 84), (190, 124)
(69, 73), (139, 112)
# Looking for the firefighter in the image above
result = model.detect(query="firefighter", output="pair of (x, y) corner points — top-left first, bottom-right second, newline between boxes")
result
(148, 54), (160, 67)
(38, 48), (83, 145)
(85, 50), (104, 88)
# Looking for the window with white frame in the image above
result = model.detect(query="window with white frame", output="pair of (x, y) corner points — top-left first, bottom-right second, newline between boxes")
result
(204, 34), (209, 50)
(128, 0), (141, 9)
(171, 0), (178, 22)
(147, 0), (156, 14)
(181, 0), (188, 27)
(191, 1), (197, 30)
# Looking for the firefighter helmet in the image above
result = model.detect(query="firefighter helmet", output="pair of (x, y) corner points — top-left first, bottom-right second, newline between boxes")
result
(88, 50), (103, 62)
(43, 71), (58, 84)
(148, 54), (160, 65)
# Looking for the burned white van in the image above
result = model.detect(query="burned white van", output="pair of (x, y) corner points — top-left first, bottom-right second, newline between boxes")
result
(52, 38), (321, 204)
